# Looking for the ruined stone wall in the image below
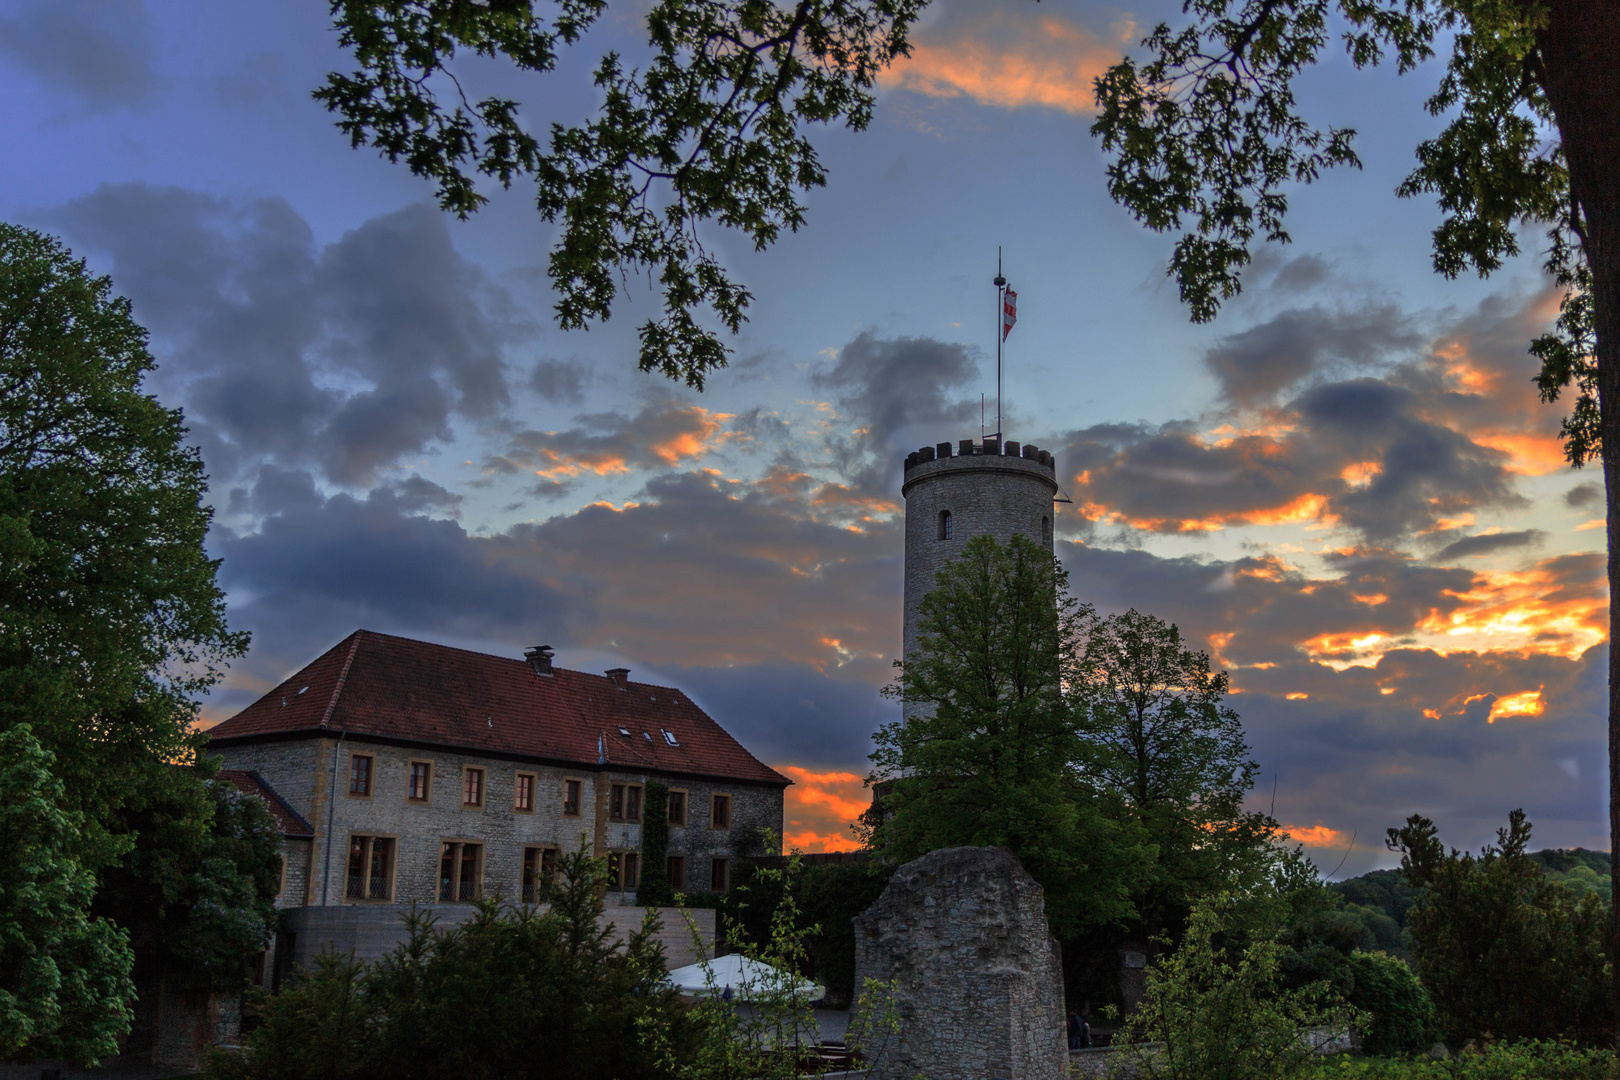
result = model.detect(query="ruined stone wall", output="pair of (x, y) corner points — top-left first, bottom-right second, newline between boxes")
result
(853, 846), (1067, 1080)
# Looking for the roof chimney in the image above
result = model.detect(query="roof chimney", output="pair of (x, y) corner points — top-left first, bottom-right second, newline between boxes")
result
(605, 667), (630, 689)
(524, 645), (555, 676)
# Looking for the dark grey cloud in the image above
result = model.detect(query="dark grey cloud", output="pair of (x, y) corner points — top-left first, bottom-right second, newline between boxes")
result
(1435, 529), (1544, 561)
(1204, 305), (1418, 406)
(212, 466), (902, 719)
(811, 331), (981, 490)
(1059, 371), (1523, 541)
(1565, 482), (1602, 509)
(530, 359), (589, 403)
(50, 186), (519, 486)
(1298, 379), (1522, 538)
(0, 0), (156, 108)
(489, 399), (732, 498)
(669, 664), (894, 769)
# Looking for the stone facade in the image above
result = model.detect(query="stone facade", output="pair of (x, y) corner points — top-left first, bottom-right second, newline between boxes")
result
(852, 846), (1067, 1080)
(901, 440), (1058, 718)
(215, 735), (783, 910)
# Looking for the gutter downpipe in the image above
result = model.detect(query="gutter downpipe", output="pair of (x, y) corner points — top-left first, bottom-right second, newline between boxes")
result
(320, 729), (346, 906)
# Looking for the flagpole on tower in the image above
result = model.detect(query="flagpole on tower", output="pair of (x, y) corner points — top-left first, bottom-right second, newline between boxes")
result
(994, 248), (1005, 440)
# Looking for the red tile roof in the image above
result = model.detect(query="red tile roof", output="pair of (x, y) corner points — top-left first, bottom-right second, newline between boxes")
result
(217, 769), (316, 837)
(207, 630), (790, 788)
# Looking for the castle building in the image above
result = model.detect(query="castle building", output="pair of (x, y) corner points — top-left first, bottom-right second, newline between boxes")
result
(207, 629), (786, 976)
(901, 436), (1059, 708)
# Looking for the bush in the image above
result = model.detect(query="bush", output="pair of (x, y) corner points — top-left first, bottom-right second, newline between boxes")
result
(1344, 951), (1434, 1057)
(210, 847), (699, 1080)
(1110, 894), (1356, 1080)
(1300, 1040), (1617, 1080)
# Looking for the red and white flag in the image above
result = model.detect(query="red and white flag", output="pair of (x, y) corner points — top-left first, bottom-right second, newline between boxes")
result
(1001, 287), (1018, 341)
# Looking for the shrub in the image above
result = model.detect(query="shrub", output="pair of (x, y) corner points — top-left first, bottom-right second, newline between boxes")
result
(210, 847), (698, 1080)
(1344, 951), (1433, 1057)
(1300, 1040), (1617, 1080)
(1109, 894), (1356, 1080)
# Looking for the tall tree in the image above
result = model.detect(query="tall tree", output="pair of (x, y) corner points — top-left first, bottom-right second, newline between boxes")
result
(2, 224), (251, 1056)
(1076, 609), (1276, 939)
(0, 222), (247, 854)
(1388, 808), (1613, 1048)
(866, 534), (1152, 935)
(1088, 0), (1620, 1025)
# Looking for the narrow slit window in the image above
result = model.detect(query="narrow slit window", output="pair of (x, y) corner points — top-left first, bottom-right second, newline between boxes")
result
(1042, 515), (1052, 546)
(938, 510), (953, 540)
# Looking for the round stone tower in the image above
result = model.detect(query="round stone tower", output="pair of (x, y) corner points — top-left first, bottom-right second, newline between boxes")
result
(901, 436), (1059, 679)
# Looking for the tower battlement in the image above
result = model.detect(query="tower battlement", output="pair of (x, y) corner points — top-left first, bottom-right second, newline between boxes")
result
(902, 437), (1055, 474)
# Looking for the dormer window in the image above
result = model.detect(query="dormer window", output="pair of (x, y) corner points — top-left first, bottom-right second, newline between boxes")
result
(662, 729), (679, 746)
(617, 725), (631, 737)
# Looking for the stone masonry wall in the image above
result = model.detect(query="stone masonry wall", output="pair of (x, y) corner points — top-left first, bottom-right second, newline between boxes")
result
(215, 736), (783, 908)
(853, 846), (1067, 1080)
(901, 447), (1058, 719)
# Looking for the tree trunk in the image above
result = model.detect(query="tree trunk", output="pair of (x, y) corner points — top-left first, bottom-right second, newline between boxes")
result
(1538, 0), (1620, 1047)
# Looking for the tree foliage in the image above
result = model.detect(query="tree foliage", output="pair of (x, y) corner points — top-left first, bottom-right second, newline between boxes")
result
(1090, 3), (1599, 461)
(1387, 809), (1614, 1049)
(1112, 892), (1358, 1080)
(866, 534), (1152, 935)
(93, 768), (283, 995)
(0, 223), (248, 853)
(0, 724), (134, 1066)
(1078, 608), (1276, 937)
(316, 0), (925, 387)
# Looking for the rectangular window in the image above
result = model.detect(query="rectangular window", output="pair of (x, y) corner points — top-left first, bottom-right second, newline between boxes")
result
(521, 845), (556, 904)
(562, 778), (582, 817)
(514, 772), (535, 812)
(710, 857), (729, 892)
(666, 855), (685, 891)
(711, 793), (732, 829)
(348, 753), (373, 797)
(408, 761), (432, 802)
(609, 851), (640, 890)
(463, 767), (485, 808)
(344, 835), (395, 901)
(438, 841), (484, 902)
(610, 783), (643, 823)
(668, 789), (687, 826)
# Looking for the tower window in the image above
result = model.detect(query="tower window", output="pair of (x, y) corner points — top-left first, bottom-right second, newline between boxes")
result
(1042, 516), (1052, 546)
(938, 510), (953, 540)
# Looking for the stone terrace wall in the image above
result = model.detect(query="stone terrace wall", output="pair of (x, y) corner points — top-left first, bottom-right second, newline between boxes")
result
(852, 846), (1066, 1080)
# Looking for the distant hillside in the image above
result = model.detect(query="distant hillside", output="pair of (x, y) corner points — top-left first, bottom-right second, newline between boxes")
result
(1331, 848), (1611, 926)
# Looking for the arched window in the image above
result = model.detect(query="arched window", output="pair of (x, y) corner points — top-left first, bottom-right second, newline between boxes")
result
(1042, 516), (1052, 546)
(938, 510), (953, 540)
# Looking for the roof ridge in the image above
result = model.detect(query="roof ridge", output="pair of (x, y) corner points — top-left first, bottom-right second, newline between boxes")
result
(338, 630), (686, 692)
(320, 630), (364, 729)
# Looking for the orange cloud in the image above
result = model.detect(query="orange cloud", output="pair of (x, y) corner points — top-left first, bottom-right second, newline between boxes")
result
(879, 12), (1127, 115)
(1285, 823), (1349, 847)
(1079, 491), (1333, 534)
(646, 405), (732, 464)
(1417, 559), (1607, 659)
(778, 766), (869, 852)
(1487, 688), (1546, 723)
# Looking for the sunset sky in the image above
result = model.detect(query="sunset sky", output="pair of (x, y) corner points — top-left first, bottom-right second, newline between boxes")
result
(1, 0), (1605, 874)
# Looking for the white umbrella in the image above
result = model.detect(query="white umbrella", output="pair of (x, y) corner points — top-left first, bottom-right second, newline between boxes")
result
(666, 953), (825, 1002)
